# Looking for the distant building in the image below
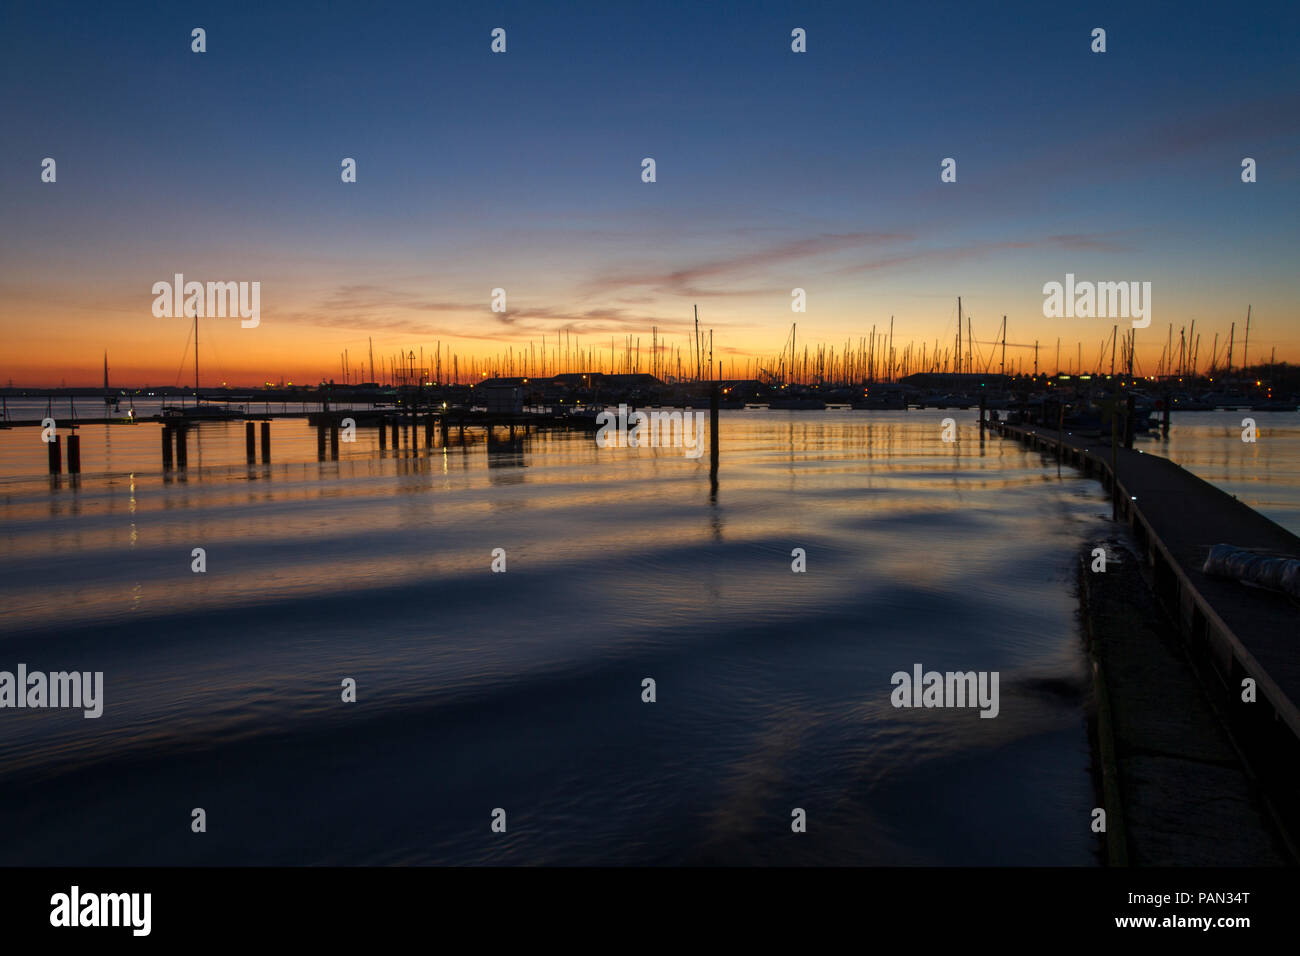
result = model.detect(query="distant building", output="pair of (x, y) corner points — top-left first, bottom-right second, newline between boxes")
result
(481, 383), (523, 414)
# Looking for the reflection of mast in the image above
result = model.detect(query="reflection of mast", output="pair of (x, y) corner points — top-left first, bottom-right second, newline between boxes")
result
(103, 351), (110, 405)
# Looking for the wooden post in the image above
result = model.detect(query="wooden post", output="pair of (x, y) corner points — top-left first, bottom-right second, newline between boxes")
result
(245, 421), (256, 463)
(391, 419), (399, 450)
(425, 414), (434, 445)
(260, 421), (271, 462)
(66, 433), (81, 473)
(161, 427), (172, 470)
(979, 391), (986, 432)
(709, 384), (719, 484)
(330, 422), (340, 460)
(379, 419), (387, 450)
(48, 434), (62, 474)
(176, 424), (188, 468)
(317, 425), (327, 460)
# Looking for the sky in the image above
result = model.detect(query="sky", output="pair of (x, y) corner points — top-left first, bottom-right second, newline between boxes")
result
(1, 0), (1298, 386)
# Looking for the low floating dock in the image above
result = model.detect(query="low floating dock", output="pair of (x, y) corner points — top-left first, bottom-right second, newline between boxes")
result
(996, 420), (1300, 850)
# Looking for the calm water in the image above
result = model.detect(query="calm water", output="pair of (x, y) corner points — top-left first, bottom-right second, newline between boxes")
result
(0, 408), (1137, 865)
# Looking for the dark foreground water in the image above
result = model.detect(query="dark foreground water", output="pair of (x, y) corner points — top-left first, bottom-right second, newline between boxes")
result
(0, 410), (1113, 864)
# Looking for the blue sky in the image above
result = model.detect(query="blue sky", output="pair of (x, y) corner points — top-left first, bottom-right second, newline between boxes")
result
(2, 0), (1297, 382)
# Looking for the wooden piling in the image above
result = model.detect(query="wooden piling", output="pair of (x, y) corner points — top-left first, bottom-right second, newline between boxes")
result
(66, 433), (81, 473)
(391, 419), (399, 450)
(260, 421), (271, 462)
(317, 425), (327, 460)
(709, 384), (719, 482)
(330, 423), (340, 459)
(48, 434), (62, 474)
(379, 420), (387, 450)
(176, 424), (188, 468)
(161, 427), (173, 470)
(245, 421), (256, 463)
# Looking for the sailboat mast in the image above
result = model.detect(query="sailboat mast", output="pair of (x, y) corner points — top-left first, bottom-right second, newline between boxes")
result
(694, 304), (700, 381)
(957, 297), (962, 376)
(1001, 316), (1007, 377)
(888, 315), (894, 383)
(1242, 304), (1251, 371)
(194, 305), (199, 397)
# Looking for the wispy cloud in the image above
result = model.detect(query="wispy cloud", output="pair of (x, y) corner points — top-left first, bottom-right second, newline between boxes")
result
(582, 232), (913, 298)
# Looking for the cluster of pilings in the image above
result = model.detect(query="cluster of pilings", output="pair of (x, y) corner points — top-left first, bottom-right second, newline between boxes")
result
(45, 430), (82, 474)
(160, 422), (188, 470)
(47, 402), (723, 477)
(375, 412), (448, 453)
(316, 422), (340, 460)
(245, 421), (271, 465)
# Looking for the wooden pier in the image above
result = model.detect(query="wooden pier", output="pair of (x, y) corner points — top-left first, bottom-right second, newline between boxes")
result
(996, 419), (1300, 841)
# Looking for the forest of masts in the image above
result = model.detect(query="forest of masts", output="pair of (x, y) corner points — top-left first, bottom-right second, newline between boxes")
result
(332, 308), (1274, 388)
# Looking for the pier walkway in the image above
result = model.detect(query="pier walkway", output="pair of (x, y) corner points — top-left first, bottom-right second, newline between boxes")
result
(998, 421), (1300, 740)
(997, 420), (1300, 857)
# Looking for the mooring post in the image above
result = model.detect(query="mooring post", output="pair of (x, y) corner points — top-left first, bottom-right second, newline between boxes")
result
(176, 423), (188, 468)
(979, 392), (986, 432)
(161, 426), (173, 470)
(317, 425), (327, 461)
(48, 433), (62, 474)
(260, 421), (271, 463)
(330, 422), (340, 460)
(66, 432), (81, 474)
(440, 415), (449, 445)
(378, 418), (387, 450)
(391, 419), (399, 451)
(245, 421), (256, 463)
(425, 413), (434, 446)
(710, 384), (720, 482)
